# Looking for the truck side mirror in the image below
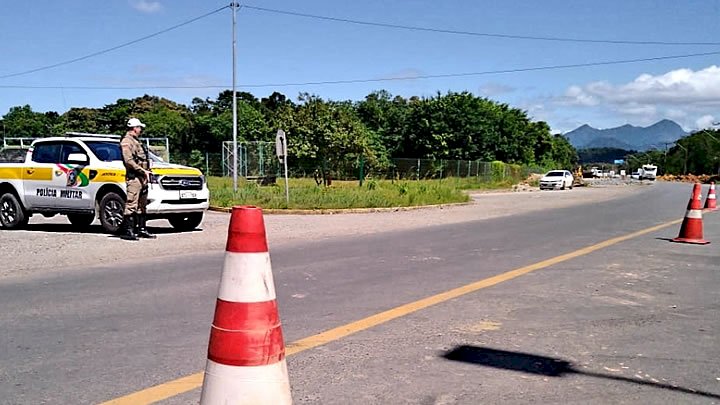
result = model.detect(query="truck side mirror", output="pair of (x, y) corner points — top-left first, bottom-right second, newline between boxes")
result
(67, 153), (89, 165)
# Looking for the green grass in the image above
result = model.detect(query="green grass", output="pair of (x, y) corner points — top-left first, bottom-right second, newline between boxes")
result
(208, 176), (517, 210)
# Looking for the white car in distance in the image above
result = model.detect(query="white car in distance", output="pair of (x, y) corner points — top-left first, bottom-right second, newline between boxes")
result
(539, 170), (574, 190)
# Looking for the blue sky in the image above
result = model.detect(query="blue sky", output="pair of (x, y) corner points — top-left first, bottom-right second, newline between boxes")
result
(1, 0), (719, 133)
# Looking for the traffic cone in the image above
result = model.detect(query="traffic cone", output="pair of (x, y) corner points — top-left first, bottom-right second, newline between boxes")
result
(704, 182), (717, 211)
(672, 183), (710, 245)
(200, 206), (292, 405)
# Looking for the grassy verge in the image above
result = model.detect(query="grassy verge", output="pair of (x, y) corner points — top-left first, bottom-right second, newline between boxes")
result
(208, 176), (517, 210)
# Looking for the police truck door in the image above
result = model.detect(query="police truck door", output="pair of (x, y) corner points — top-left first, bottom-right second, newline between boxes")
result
(22, 141), (67, 209)
(56, 141), (95, 210)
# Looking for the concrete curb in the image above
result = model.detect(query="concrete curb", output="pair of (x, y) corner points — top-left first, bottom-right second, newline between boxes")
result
(208, 201), (473, 215)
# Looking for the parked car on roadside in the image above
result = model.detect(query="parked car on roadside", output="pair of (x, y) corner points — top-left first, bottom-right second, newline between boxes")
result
(539, 170), (574, 190)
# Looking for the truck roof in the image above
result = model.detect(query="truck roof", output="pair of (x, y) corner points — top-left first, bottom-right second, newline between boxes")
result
(33, 133), (122, 143)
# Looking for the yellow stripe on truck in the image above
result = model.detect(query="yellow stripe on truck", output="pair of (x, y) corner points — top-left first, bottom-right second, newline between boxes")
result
(151, 167), (202, 176)
(0, 167), (23, 180)
(88, 168), (202, 183)
(23, 167), (53, 181)
(93, 169), (125, 183)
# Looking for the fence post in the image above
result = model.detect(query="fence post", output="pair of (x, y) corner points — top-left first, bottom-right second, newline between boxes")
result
(417, 159), (421, 180)
(358, 154), (364, 187)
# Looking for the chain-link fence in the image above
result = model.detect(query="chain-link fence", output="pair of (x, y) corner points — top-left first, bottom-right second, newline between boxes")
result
(169, 152), (540, 184)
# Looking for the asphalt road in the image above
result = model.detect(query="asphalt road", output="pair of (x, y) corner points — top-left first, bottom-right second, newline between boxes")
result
(0, 182), (718, 404)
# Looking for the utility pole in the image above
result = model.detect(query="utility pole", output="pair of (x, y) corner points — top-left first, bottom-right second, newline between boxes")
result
(231, 2), (239, 192)
(675, 142), (689, 175)
(661, 141), (674, 175)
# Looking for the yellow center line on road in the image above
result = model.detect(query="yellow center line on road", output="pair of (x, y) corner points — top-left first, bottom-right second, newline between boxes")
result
(99, 218), (683, 405)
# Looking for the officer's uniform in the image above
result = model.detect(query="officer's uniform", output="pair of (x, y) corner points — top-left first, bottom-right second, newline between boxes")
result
(119, 120), (156, 240)
(121, 131), (150, 216)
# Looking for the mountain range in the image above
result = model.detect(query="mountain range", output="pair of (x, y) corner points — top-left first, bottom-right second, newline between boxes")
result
(564, 119), (687, 151)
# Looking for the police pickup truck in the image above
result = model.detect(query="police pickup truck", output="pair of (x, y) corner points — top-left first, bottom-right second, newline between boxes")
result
(0, 133), (209, 233)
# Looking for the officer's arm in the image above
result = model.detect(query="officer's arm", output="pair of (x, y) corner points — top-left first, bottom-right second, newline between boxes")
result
(121, 140), (145, 173)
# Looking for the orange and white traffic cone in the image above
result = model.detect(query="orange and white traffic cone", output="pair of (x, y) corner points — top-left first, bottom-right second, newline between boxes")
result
(672, 183), (710, 245)
(704, 182), (717, 212)
(200, 206), (292, 405)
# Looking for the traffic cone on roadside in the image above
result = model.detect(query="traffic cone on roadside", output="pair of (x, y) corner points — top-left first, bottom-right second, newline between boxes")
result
(704, 182), (717, 212)
(200, 206), (292, 405)
(672, 183), (710, 245)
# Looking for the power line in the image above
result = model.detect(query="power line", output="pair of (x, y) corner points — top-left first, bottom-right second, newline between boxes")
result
(244, 5), (720, 47)
(2, 49), (719, 90)
(0, 5), (230, 80)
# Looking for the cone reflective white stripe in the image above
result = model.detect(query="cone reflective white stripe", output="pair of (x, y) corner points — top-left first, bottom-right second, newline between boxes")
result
(200, 206), (292, 405)
(202, 360), (292, 404)
(218, 252), (276, 302)
(685, 209), (703, 219)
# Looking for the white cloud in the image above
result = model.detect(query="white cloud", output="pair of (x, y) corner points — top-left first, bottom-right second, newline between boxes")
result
(130, 0), (163, 13)
(564, 66), (720, 106)
(696, 115), (716, 129)
(378, 68), (425, 81)
(563, 85), (598, 106)
(559, 65), (720, 130)
(478, 83), (515, 97)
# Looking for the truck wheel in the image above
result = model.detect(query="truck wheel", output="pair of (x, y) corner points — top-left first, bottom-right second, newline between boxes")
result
(168, 212), (203, 232)
(68, 213), (95, 228)
(0, 193), (28, 230)
(99, 192), (125, 233)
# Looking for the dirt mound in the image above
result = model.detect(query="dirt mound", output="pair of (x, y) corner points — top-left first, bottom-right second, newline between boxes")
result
(657, 174), (719, 183)
(512, 173), (542, 192)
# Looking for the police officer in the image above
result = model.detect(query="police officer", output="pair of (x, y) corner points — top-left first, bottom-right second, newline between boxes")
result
(120, 118), (156, 240)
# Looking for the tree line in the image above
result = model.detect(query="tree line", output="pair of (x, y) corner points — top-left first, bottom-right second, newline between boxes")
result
(626, 129), (720, 176)
(1, 90), (578, 174)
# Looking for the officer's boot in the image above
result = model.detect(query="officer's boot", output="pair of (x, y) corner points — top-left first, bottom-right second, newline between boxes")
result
(120, 215), (138, 241)
(136, 213), (156, 239)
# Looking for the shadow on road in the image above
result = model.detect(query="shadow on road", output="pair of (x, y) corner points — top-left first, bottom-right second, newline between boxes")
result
(442, 345), (720, 400)
(17, 223), (202, 236)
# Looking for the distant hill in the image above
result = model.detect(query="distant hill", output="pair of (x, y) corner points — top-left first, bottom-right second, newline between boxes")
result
(577, 147), (637, 164)
(565, 119), (686, 151)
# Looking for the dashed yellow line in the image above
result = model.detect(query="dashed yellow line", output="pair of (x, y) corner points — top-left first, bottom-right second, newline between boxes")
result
(99, 218), (682, 405)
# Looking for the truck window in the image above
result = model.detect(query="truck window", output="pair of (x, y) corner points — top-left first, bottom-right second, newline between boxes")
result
(31, 142), (62, 163)
(59, 142), (86, 164)
(85, 141), (123, 162)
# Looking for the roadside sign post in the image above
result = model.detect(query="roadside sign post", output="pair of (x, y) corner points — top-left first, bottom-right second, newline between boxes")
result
(276, 130), (289, 204)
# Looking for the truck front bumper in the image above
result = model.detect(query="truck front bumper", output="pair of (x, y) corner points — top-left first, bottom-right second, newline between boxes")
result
(145, 186), (210, 214)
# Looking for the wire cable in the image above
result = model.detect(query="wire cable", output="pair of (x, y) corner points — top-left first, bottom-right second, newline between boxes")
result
(244, 5), (720, 47)
(2, 50), (719, 90)
(0, 5), (230, 80)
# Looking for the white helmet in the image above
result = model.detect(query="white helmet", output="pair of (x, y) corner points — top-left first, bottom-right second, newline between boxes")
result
(127, 118), (146, 128)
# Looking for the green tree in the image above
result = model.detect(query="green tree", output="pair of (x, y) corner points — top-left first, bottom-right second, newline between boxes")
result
(2, 105), (59, 137)
(277, 93), (387, 182)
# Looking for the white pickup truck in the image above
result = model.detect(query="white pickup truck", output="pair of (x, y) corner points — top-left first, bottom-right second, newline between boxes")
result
(638, 164), (658, 181)
(0, 133), (209, 232)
